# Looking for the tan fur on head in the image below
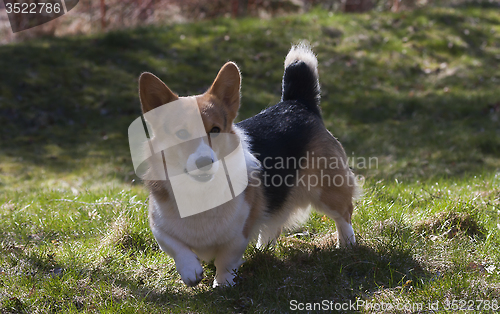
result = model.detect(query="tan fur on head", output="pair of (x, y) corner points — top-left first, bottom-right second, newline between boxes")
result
(207, 62), (241, 122)
(139, 72), (178, 113)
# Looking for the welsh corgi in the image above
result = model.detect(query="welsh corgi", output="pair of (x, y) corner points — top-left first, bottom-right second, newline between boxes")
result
(137, 43), (358, 288)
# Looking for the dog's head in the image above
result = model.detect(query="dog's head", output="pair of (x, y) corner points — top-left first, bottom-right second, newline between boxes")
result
(138, 62), (241, 183)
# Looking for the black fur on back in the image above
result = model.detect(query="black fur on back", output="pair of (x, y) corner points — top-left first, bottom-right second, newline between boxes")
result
(237, 101), (322, 212)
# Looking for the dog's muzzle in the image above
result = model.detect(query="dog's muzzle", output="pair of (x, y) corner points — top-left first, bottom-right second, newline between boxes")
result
(185, 156), (215, 182)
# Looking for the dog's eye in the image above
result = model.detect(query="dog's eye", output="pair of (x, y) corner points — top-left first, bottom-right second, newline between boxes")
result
(175, 129), (190, 140)
(210, 127), (221, 138)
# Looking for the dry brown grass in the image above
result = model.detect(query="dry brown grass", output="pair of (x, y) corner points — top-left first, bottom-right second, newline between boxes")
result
(415, 211), (486, 239)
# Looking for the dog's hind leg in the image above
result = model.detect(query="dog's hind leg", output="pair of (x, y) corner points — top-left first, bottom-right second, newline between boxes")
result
(332, 209), (356, 247)
(318, 201), (356, 247)
(314, 177), (357, 247)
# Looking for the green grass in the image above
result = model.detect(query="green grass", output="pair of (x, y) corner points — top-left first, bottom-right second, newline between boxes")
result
(1, 5), (500, 313)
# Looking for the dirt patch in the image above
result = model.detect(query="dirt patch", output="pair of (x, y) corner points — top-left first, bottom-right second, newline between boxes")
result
(414, 212), (485, 239)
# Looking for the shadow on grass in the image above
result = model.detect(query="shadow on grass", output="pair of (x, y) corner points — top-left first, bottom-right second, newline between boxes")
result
(186, 242), (430, 313)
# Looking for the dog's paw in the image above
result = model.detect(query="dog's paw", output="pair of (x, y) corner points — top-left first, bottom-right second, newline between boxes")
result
(177, 259), (204, 287)
(213, 272), (236, 288)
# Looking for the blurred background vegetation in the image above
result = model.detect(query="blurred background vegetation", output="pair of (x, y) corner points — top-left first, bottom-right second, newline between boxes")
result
(2, 0), (499, 44)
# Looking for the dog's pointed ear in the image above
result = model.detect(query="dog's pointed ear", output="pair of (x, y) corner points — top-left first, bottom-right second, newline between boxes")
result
(139, 72), (179, 113)
(208, 62), (241, 121)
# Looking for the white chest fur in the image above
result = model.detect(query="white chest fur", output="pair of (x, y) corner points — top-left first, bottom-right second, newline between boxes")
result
(149, 192), (250, 257)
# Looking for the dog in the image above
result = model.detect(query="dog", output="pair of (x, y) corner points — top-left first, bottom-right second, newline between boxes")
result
(137, 43), (358, 288)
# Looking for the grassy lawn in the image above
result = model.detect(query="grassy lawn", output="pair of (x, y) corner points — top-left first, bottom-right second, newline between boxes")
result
(1, 5), (500, 313)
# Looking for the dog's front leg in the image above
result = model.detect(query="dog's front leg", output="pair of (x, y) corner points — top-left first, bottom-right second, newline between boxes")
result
(213, 235), (248, 288)
(151, 225), (204, 287)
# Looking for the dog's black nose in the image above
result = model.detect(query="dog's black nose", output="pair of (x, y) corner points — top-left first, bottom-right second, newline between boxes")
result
(195, 156), (213, 171)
